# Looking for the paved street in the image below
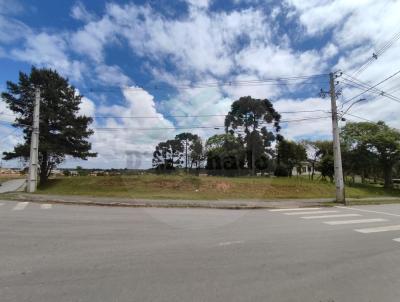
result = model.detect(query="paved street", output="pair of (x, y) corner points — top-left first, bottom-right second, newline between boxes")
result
(1, 201), (400, 301)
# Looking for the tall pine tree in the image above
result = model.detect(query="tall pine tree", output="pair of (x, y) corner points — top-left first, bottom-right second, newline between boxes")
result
(1, 67), (96, 184)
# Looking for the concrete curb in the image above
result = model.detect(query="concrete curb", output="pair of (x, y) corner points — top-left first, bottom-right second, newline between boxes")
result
(0, 193), (334, 209)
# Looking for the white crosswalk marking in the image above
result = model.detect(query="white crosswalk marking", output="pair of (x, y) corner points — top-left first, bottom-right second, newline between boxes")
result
(12, 202), (29, 211)
(269, 207), (321, 212)
(285, 210), (338, 216)
(355, 225), (400, 234)
(301, 213), (361, 219)
(324, 218), (387, 225)
(392, 238), (400, 243)
(40, 204), (52, 209)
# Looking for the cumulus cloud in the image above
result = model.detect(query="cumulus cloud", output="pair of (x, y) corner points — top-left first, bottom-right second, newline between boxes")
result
(3, 0), (400, 168)
(11, 32), (86, 81)
(81, 87), (176, 169)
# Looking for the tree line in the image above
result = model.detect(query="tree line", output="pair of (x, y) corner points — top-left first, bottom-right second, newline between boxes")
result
(153, 97), (400, 188)
(2, 68), (400, 188)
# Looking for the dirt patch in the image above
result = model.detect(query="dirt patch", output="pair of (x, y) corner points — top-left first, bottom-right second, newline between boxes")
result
(214, 181), (231, 192)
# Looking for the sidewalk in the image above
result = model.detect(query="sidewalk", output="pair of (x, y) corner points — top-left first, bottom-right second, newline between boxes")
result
(2, 192), (400, 209)
(0, 179), (26, 193)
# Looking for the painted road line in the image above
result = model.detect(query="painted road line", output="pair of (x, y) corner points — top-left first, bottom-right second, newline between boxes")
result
(40, 204), (52, 209)
(324, 218), (387, 225)
(0, 202), (4, 206)
(301, 213), (361, 219)
(393, 238), (400, 243)
(12, 202), (29, 211)
(355, 225), (400, 234)
(285, 210), (339, 216)
(336, 206), (400, 218)
(269, 208), (321, 212)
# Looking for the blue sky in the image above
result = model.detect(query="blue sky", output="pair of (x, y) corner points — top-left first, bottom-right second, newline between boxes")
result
(1, 0), (400, 168)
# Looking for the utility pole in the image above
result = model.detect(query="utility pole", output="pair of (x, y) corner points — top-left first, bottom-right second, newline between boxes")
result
(329, 72), (346, 204)
(27, 87), (41, 193)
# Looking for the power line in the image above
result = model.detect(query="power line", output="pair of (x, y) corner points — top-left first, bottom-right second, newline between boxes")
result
(352, 29), (400, 77)
(0, 109), (330, 120)
(340, 73), (400, 103)
(83, 73), (328, 93)
(88, 110), (329, 120)
(341, 68), (400, 108)
(93, 116), (331, 132)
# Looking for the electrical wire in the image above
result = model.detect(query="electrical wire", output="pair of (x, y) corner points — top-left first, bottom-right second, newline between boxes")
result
(340, 74), (400, 104)
(93, 116), (331, 132)
(341, 69), (400, 108)
(83, 73), (328, 93)
(352, 29), (400, 77)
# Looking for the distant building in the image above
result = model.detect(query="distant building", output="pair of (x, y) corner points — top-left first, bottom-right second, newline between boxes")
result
(292, 161), (320, 177)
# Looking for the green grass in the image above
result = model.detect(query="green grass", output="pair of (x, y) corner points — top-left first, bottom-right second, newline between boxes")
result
(35, 174), (400, 200)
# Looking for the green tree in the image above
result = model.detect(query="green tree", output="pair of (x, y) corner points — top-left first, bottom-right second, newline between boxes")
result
(342, 121), (400, 187)
(318, 155), (334, 182)
(1, 67), (96, 184)
(175, 132), (203, 171)
(276, 139), (307, 177)
(225, 96), (281, 175)
(205, 133), (245, 176)
(152, 139), (184, 171)
(303, 140), (333, 180)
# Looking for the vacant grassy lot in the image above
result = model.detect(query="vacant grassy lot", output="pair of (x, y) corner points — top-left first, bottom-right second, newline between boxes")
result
(36, 174), (400, 200)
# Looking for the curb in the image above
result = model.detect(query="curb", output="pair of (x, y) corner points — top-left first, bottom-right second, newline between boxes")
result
(0, 195), (332, 210)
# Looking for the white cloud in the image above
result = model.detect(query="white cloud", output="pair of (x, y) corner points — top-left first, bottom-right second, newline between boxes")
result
(104, 4), (273, 78)
(70, 1), (95, 23)
(186, 0), (211, 9)
(273, 97), (332, 140)
(0, 15), (30, 44)
(11, 32), (86, 81)
(79, 96), (96, 117)
(84, 87), (176, 169)
(95, 64), (131, 87)
(71, 16), (117, 62)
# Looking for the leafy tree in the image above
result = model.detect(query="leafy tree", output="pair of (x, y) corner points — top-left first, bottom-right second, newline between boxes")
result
(225, 96), (281, 176)
(175, 132), (203, 171)
(152, 139), (184, 171)
(318, 155), (334, 182)
(303, 140), (333, 180)
(205, 133), (245, 176)
(341, 143), (378, 184)
(190, 137), (204, 169)
(276, 139), (307, 177)
(1, 67), (96, 184)
(342, 121), (400, 187)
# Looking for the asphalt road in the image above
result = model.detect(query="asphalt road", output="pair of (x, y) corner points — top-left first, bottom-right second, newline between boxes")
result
(1, 201), (400, 302)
